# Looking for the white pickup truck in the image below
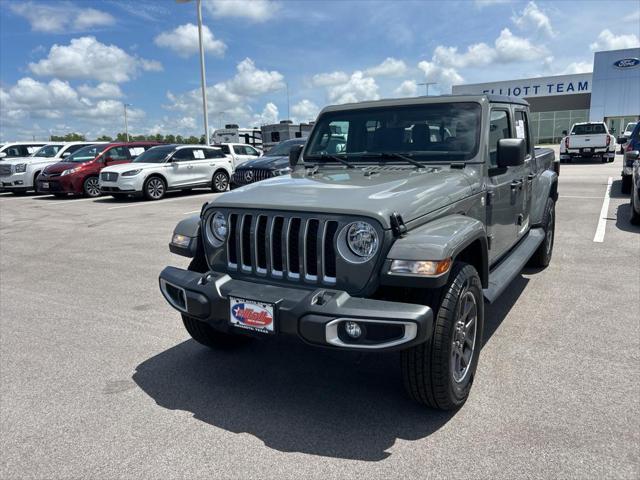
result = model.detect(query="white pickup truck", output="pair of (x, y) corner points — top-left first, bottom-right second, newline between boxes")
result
(215, 142), (262, 169)
(559, 122), (616, 163)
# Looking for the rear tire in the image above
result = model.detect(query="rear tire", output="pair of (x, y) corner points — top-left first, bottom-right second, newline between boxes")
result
(83, 176), (101, 197)
(212, 170), (229, 193)
(621, 175), (632, 194)
(401, 262), (484, 410)
(528, 197), (555, 268)
(144, 176), (166, 200)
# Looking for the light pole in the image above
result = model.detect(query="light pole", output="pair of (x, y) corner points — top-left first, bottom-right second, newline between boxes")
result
(177, 0), (210, 145)
(417, 82), (437, 96)
(286, 82), (290, 121)
(124, 103), (132, 142)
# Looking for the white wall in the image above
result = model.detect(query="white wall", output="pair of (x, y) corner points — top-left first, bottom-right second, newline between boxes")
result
(452, 73), (592, 98)
(589, 48), (640, 121)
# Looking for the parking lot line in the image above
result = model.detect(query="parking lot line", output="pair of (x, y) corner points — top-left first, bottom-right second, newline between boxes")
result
(107, 195), (210, 210)
(593, 176), (612, 243)
(37, 197), (103, 206)
(559, 195), (604, 200)
(183, 210), (200, 214)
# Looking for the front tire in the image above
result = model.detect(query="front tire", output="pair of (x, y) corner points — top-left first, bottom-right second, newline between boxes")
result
(528, 197), (555, 268)
(181, 247), (251, 349)
(144, 176), (166, 200)
(83, 176), (101, 197)
(402, 262), (484, 410)
(212, 170), (229, 193)
(621, 175), (632, 194)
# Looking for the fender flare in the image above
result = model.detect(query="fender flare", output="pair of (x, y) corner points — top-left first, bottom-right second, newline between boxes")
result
(382, 215), (489, 288)
(531, 170), (558, 226)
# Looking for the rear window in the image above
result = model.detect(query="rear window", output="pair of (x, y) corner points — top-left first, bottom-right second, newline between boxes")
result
(571, 124), (606, 135)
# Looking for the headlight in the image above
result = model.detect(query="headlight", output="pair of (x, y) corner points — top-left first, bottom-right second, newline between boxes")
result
(61, 167), (79, 176)
(210, 211), (228, 242)
(15, 163), (27, 173)
(273, 167), (291, 176)
(122, 169), (141, 176)
(346, 221), (378, 260)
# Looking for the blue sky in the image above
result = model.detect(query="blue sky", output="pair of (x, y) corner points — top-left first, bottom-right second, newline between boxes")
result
(1, 0), (639, 141)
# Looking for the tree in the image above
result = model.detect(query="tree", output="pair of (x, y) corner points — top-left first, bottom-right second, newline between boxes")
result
(186, 136), (199, 144)
(116, 132), (128, 142)
(165, 134), (176, 143)
(175, 135), (184, 144)
(96, 135), (113, 141)
(50, 133), (85, 141)
(154, 133), (164, 143)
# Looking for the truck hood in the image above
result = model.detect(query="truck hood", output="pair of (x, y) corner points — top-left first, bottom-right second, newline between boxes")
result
(1, 156), (55, 165)
(235, 155), (288, 170)
(212, 166), (476, 228)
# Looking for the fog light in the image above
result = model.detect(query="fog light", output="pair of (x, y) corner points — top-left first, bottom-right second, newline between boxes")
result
(344, 321), (362, 339)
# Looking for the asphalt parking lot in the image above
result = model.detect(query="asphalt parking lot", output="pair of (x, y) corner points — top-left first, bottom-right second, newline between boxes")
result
(1, 150), (639, 479)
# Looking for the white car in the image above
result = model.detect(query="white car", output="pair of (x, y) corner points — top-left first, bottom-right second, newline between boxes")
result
(559, 122), (616, 163)
(0, 142), (48, 160)
(99, 144), (233, 200)
(618, 122), (638, 153)
(215, 142), (262, 169)
(0, 142), (100, 194)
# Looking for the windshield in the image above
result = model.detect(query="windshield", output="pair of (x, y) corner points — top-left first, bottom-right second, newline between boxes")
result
(133, 146), (174, 163)
(305, 102), (481, 163)
(571, 124), (606, 135)
(265, 139), (305, 157)
(66, 144), (105, 162)
(625, 123), (637, 134)
(33, 145), (64, 158)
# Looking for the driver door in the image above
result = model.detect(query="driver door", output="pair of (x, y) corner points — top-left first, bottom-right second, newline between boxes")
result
(165, 148), (195, 187)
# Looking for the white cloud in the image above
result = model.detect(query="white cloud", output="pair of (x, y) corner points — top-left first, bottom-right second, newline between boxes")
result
(558, 61), (593, 75)
(164, 58), (285, 128)
(154, 23), (226, 58)
(431, 28), (546, 74)
(291, 99), (320, 122)
(590, 29), (640, 51)
(228, 58), (284, 96)
(77, 82), (123, 99)
(9, 2), (115, 33)
(311, 71), (349, 87)
(365, 57), (408, 77)
(327, 71), (379, 104)
(29, 37), (162, 83)
(474, 0), (511, 7)
(417, 61), (464, 91)
(254, 102), (279, 124)
(204, 0), (279, 22)
(512, 1), (554, 38)
(394, 80), (418, 97)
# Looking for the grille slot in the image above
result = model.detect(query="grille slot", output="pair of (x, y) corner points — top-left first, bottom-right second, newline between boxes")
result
(225, 212), (338, 285)
(0, 164), (12, 176)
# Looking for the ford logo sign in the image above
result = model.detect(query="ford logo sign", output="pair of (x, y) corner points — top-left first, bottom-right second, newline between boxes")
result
(613, 58), (640, 69)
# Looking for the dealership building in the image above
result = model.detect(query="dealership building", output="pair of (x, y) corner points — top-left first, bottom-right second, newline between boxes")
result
(452, 48), (640, 144)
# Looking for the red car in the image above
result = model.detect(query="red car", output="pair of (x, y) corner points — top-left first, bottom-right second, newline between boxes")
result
(37, 142), (160, 197)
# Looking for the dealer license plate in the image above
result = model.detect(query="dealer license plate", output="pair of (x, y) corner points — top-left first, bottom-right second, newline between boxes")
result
(229, 296), (275, 334)
(40, 182), (49, 189)
(582, 148), (593, 153)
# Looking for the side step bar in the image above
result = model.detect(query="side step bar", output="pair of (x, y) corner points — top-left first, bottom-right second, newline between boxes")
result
(483, 228), (545, 303)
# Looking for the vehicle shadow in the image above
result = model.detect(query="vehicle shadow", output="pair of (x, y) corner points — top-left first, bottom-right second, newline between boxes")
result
(92, 189), (213, 204)
(609, 179), (627, 199)
(615, 202), (640, 233)
(133, 276), (529, 461)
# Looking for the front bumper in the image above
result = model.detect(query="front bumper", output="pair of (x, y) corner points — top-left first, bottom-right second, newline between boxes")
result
(36, 174), (82, 194)
(1, 172), (29, 190)
(159, 266), (433, 351)
(99, 176), (144, 194)
(560, 148), (615, 159)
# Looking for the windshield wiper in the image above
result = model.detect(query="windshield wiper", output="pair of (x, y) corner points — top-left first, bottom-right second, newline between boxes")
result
(362, 152), (425, 168)
(317, 152), (355, 168)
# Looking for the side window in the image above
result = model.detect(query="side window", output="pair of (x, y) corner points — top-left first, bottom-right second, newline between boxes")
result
(515, 110), (531, 154)
(489, 109), (511, 167)
(219, 145), (230, 154)
(233, 145), (244, 155)
(205, 149), (225, 159)
(65, 144), (86, 155)
(107, 146), (129, 160)
(128, 146), (146, 158)
(191, 149), (206, 160)
(271, 131), (280, 143)
(244, 146), (259, 156)
(6, 147), (22, 157)
(172, 148), (193, 161)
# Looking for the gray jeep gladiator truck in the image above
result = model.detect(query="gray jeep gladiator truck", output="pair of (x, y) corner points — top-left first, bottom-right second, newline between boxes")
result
(159, 94), (557, 410)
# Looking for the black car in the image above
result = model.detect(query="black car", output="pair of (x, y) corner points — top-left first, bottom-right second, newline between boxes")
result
(232, 138), (306, 186)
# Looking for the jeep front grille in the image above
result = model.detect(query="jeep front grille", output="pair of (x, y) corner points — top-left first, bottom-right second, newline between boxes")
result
(226, 213), (338, 284)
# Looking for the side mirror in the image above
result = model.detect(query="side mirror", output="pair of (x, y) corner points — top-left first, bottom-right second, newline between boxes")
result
(289, 144), (303, 168)
(496, 138), (526, 168)
(626, 150), (640, 161)
(62, 151), (70, 158)
(618, 137), (628, 144)
(103, 156), (113, 164)
(0, 152), (6, 159)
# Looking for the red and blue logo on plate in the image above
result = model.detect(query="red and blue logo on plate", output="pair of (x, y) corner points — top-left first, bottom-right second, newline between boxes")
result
(231, 303), (273, 327)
